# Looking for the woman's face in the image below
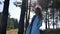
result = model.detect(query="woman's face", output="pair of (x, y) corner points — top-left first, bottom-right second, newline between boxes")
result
(35, 7), (41, 15)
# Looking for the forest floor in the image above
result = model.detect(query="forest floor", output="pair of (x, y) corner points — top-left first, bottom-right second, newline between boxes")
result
(6, 29), (18, 34)
(40, 29), (60, 34)
(6, 29), (60, 34)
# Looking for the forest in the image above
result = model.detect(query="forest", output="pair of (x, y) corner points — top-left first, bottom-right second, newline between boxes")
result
(0, 0), (60, 34)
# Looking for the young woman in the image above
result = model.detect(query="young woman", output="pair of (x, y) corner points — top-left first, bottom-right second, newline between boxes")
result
(26, 5), (42, 34)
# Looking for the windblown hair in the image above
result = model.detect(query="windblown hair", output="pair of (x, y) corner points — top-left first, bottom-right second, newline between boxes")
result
(35, 7), (42, 20)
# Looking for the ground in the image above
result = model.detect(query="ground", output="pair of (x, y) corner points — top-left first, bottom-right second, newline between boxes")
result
(6, 29), (60, 34)
(6, 29), (18, 34)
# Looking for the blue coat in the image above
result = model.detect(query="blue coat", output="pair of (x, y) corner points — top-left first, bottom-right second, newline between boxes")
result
(26, 15), (42, 34)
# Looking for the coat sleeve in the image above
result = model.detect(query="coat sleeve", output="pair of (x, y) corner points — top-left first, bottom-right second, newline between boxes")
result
(26, 25), (31, 34)
(37, 19), (42, 28)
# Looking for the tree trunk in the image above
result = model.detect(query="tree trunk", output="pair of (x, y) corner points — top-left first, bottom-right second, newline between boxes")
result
(48, 12), (50, 29)
(18, 0), (26, 34)
(0, 0), (10, 34)
(24, 0), (28, 34)
(53, 8), (54, 29)
(45, 10), (48, 29)
(25, 0), (28, 30)
(59, 9), (60, 20)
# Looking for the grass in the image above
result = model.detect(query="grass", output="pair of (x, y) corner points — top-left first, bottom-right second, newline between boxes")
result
(6, 29), (18, 34)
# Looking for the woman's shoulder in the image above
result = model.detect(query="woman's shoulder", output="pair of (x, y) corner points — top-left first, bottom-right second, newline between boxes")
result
(32, 15), (37, 19)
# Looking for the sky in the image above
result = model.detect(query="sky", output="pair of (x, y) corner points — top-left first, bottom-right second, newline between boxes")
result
(9, 0), (21, 21)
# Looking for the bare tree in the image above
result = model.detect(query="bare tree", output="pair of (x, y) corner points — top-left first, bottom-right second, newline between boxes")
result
(18, 0), (27, 34)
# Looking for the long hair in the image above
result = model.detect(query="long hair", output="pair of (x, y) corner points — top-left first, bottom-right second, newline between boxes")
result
(35, 7), (42, 20)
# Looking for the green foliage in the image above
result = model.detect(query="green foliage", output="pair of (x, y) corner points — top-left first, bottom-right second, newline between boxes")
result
(13, 18), (18, 29)
(7, 18), (14, 29)
(7, 18), (18, 29)
(0, 12), (18, 30)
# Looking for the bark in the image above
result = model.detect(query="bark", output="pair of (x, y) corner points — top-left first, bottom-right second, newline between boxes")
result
(18, 0), (26, 34)
(0, 0), (10, 34)
(45, 10), (48, 29)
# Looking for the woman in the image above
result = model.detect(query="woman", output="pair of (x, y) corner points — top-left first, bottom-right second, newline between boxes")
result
(26, 5), (42, 34)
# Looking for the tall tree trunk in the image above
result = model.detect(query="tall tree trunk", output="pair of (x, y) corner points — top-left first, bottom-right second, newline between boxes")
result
(45, 10), (48, 29)
(0, 0), (10, 34)
(24, 0), (28, 34)
(55, 9), (58, 29)
(18, 0), (26, 34)
(53, 8), (54, 29)
(26, 0), (31, 30)
(59, 9), (60, 20)
(26, 0), (28, 30)
(48, 12), (50, 29)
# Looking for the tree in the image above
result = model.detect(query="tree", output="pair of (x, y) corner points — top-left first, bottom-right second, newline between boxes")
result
(7, 18), (18, 29)
(7, 18), (14, 29)
(0, 12), (2, 30)
(18, 0), (27, 34)
(13, 19), (18, 29)
(59, 10), (60, 20)
(53, 0), (60, 8)
(0, 12), (2, 23)
(0, 0), (10, 34)
(37, 0), (49, 9)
